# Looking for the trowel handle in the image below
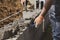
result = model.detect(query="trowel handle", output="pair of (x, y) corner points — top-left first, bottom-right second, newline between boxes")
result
(34, 22), (38, 28)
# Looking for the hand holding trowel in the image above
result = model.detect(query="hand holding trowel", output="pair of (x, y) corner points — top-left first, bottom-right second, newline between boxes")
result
(34, 15), (45, 32)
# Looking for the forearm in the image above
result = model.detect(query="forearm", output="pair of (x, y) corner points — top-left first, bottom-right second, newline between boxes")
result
(39, 0), (52, 17)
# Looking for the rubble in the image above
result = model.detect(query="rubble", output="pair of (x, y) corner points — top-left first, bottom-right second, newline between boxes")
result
(0, 0), (23, 27)
(0, 17), (33, 40)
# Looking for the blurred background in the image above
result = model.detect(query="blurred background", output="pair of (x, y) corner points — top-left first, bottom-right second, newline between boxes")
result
(0, 0), (52, 40)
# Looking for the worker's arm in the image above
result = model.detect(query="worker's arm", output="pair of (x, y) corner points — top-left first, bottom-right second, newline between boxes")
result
(39, 0), (52, 17)
(34, 0), (53, 25)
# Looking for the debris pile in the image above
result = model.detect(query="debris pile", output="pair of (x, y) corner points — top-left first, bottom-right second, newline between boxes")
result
(0, 18), (32, 40)
(0, 0), (23, 27)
